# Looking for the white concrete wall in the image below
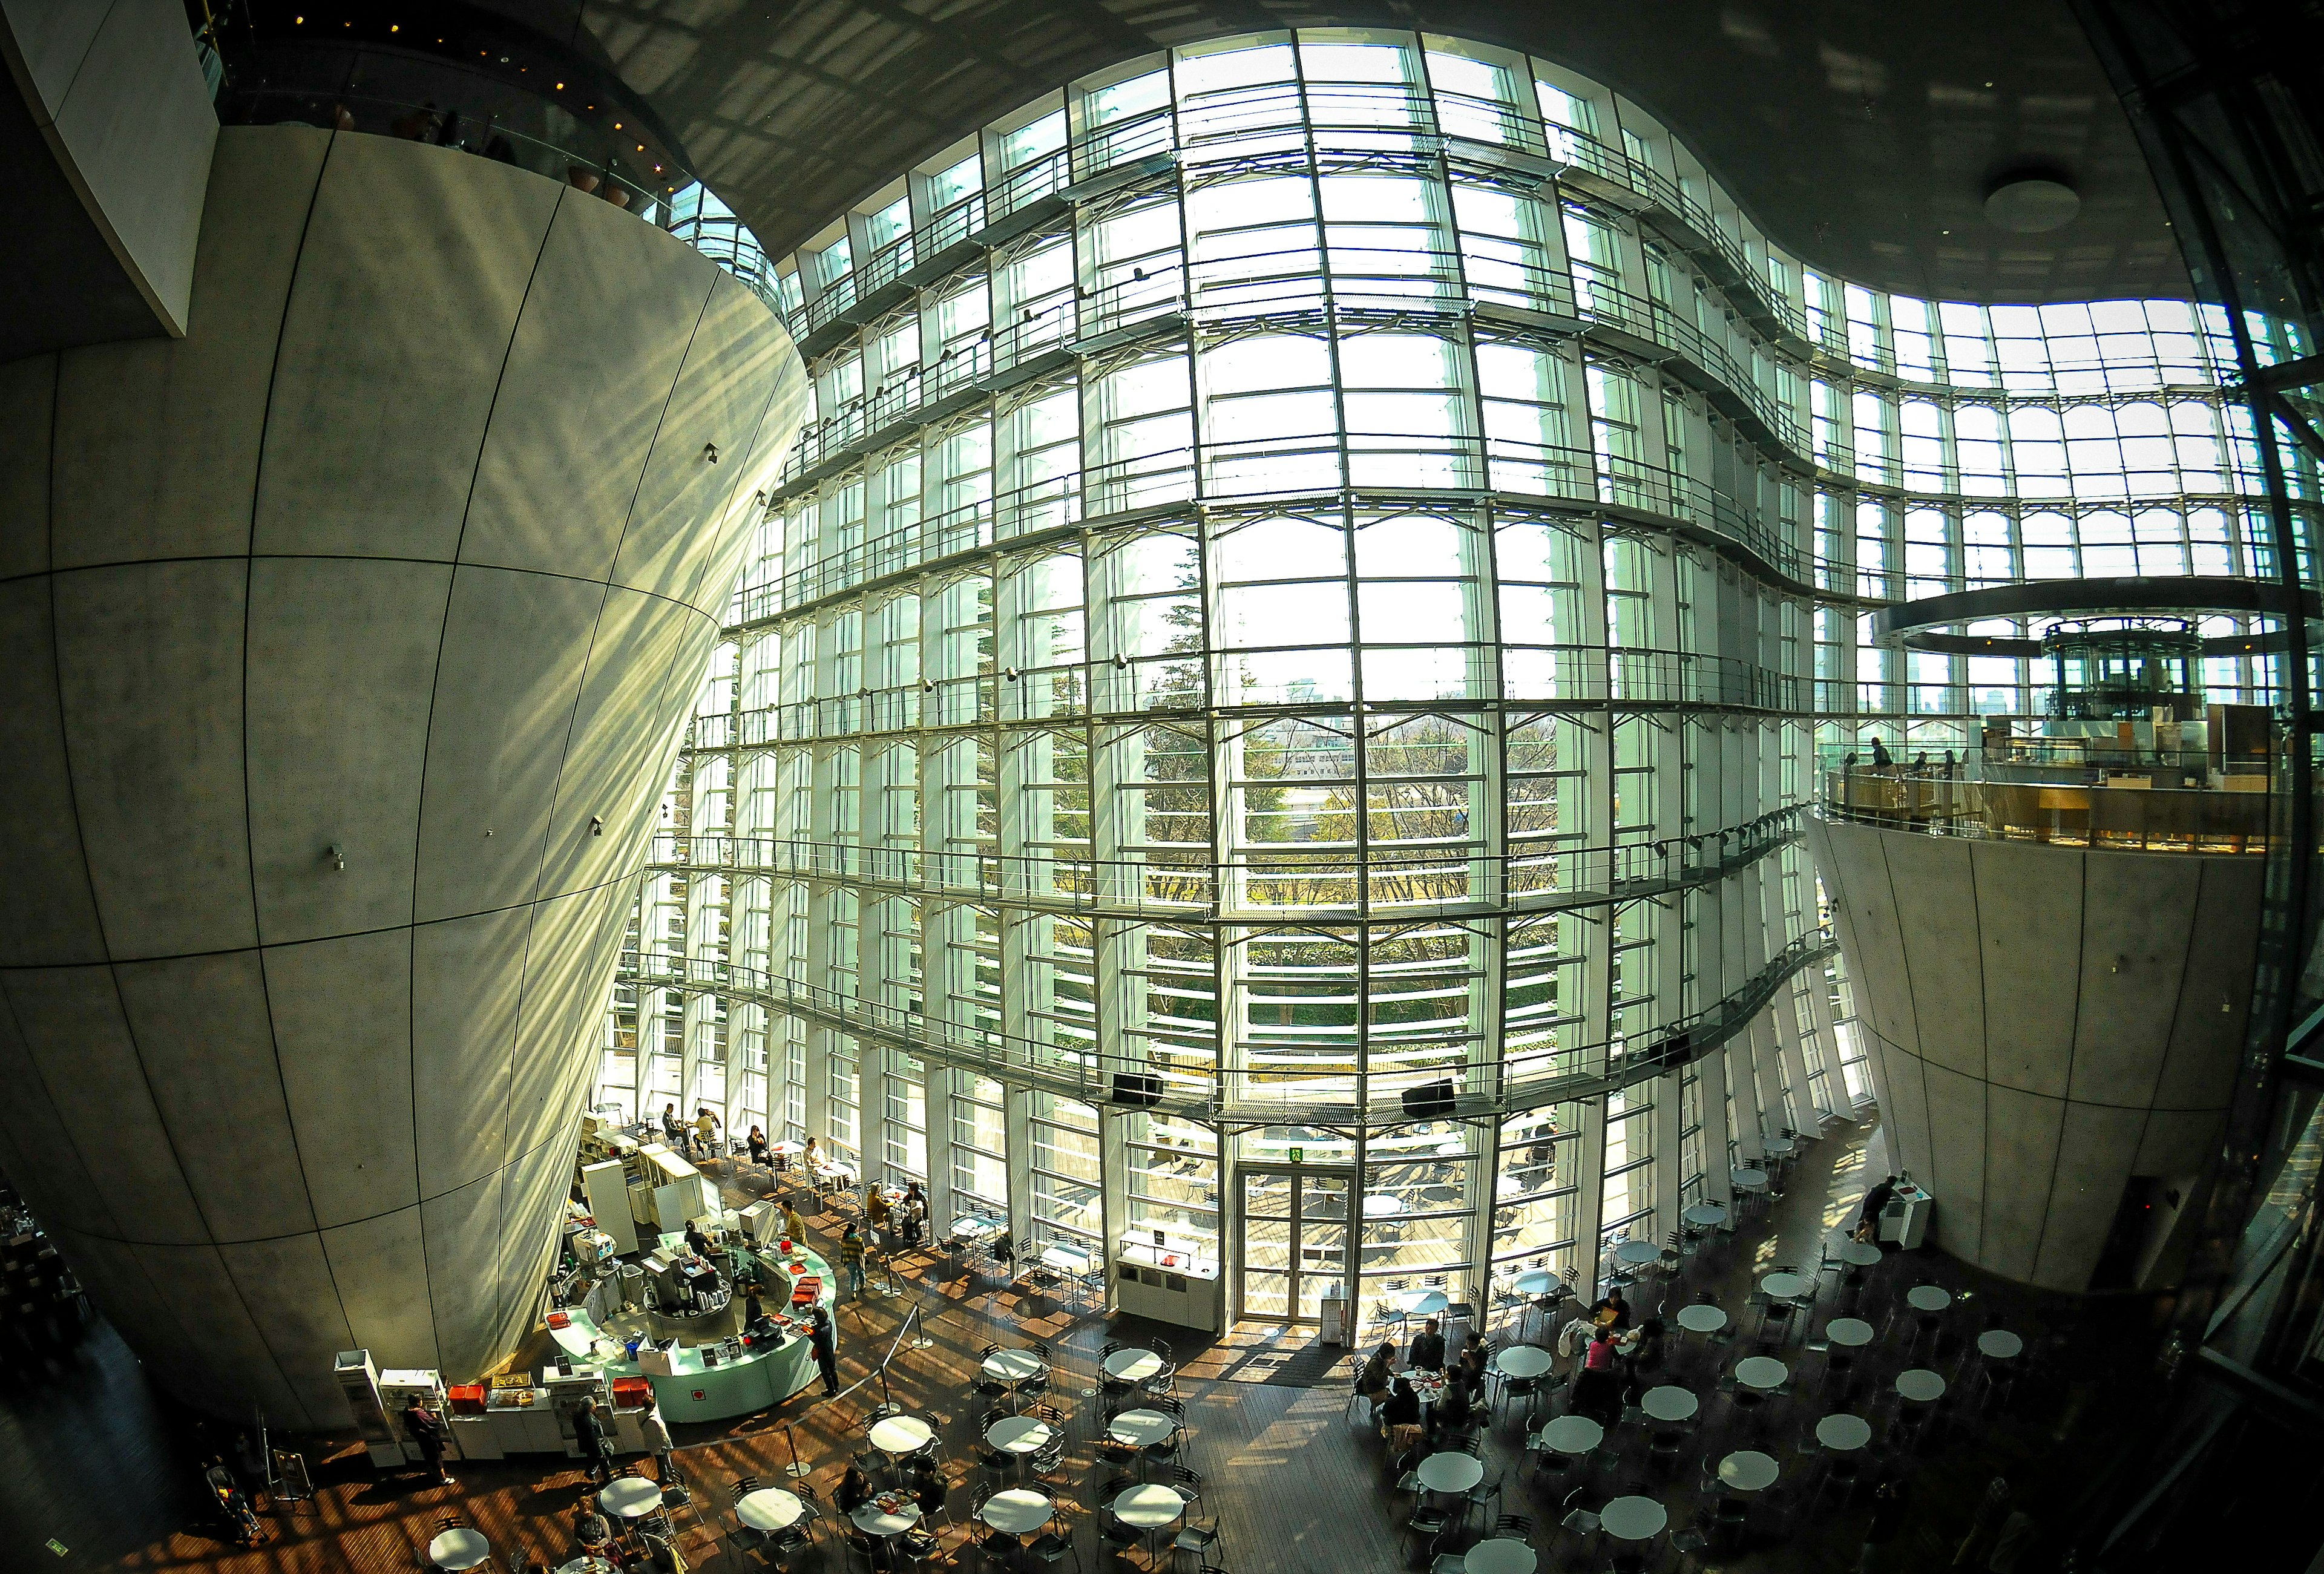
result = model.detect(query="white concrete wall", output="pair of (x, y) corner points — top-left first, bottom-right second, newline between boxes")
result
(0, 125), (804, 1427)
(1805, 816), (2259, 1293)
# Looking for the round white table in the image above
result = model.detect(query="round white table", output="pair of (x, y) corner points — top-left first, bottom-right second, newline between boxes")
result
(428, 1529), (491, 1572)
(1416, 1452), (1485, 1495)
(1735, 1355), (1788, 1391)
(850, 1498), (921, 1536)
(557, 1559), (619, 1574)
(868, 1415), (934, 1456)
(1730, 1167), (1769, 1191)
(1394, 1290), (1449, 1317)
(978, 1489), (1053, 1535)
(1978, 1329), (2024, 1360)
(1816, 1413), (1872, 1452)
(1511, 1269), (1561, 1297)
(1362, 1194), (1404, 1219)
(1540, 1414), (1603, 1454)
(600, 1478), (665, 1519)
(1108, 1409), (1177, 1447)
(1615, 1240), (1663, 1267)
(1825, 1317), (1875, 1348)
(1906, 1285), (1953, 1314)
(1760, 1271), (1808, 1300)
(1718, 1450), (1779, 1492)
(1111, 1483), (1186, 1527)
(1641, 1385), (1699, 1423)
(1897, 1368), (1947, 1403)
(1601, 1495), (1669, 1541)
(1761, 1135), (1797, 1158)
(983, 1348), (1046, 1383)
(768, 1141), (804, 1156)
(1835, 1240), (1882, 1267)
(737, 1487), (805, 1532)
(1682, 1202), (1729, 1228)
(1463, 1537), (1539, 1574)
(1492, 1345), (1553, 1380)
(1675, 1303), (1727, 1334)
(1105, 1348), (1165, 1382)
(986, 1416), (1054, 1454)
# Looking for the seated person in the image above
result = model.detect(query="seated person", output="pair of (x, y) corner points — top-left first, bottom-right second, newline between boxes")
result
(836, 1462), (873, 1515)
(1406, 1316), (1448, 1372)
(1456, 1339), (1490, 1398)
(1619, 1316), (1667, 1383)
(1571, 1330), (1624, 1425)
(866, 1185), (893, 1235)
(911, 1461), (948, 1516)
(1589, 1287), (1632, 1331)
(574, 1502), (614, 1552)
(1379, 1375), (1425, 1451)
(1434, 1374), (1474, 1433)
(1356, 1341), (1396, 1402)
(802, 1135), (822, 1174)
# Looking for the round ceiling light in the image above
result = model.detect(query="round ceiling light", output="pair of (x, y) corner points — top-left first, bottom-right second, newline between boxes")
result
(1984, 177), (2081, 233)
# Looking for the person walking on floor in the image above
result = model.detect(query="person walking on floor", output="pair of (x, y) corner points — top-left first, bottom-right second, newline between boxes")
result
(1859, 1474), (1908, 1573)
(401, 1394), (454, 1487)
(839, 1222), (868, 1299)
(573, 1397), (614, 1485)
(808, 1302), (841, 1395)
(1954, 1477), (2012, 1566)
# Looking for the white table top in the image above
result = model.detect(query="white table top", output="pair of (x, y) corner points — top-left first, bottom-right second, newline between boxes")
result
(1731, 1167), (1769, 1190)
(1718, 1450), (1779, 1492)
(1540, 1414), (1603, 1454)
(822, 1162), (859, 1181)
(600, 1478), (665, 1518)
(979, 1489), (1053, 1535)
(1462, 1537), (1539, 1574)
(1835, 1241), (1882, 1267)
(1492, 1345), (1553, 1379)
(1112, 1483), (1186, 1527)
(1897, 1368), (1947, 1403)
(1906, 1285), (1953, 1313)
(1601, 1495), (1669, 1541)
(1108, 1409), (1177, 1446)
(1105, 1348), (1165, 1380)
(1362, 1194), (1404, 1218)
(1040, 1244), (1095, 1273)
(1760, 1271), (1808, 1300)
(1735, 1355), (1788, 1391)
(1642, 1385), (1699, 1422)
(868, 1415), (934, 1455)
(1394, 1290), (1449, 1316)
(767, 1141), (804, 1155)
(1761, 1135), (1796, 1158)
(428, 1529), (491, 1571)
(986, 1416), (1054, 1454)
(1978, 1329), (2024, 1359)
(951, 1215), (1006, 1241)
(1415, 1452), (1485, 1494)
(557, 1559), (619, 1574)
(1615, 1240), (1663, 1265)
(850, 1498), (921, 1536)
(982, 1348), (1046, 1381)
(1825, 1317), (1875, 1348)
(737, 1487), (804, 1530)
(1816, 1413), (1872, 1452)
(1676, 1303), (1728, 1334)
(1512, 1270), (1561, 1296)
(1682, 1203), (1729, 1227)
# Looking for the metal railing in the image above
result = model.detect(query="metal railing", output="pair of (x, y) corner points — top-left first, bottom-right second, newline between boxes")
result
(1820, 767), (2277, 851)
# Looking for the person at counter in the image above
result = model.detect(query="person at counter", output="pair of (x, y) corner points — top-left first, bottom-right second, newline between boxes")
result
(741, 1283), (767, 1333)
(574, 1397), (614, 1485)
(809, 1302), (840, 1395)
(684, 1218), (716, 1262)
(400, 1394), (453, 1487)
(782, 1199), (807, 1245)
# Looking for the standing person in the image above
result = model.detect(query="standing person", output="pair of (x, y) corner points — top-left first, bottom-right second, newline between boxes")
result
(808, 1302), (841, 1396)
(1859, 1475), (1908, 1573)
(401, 1394), (454, 1487)
(781, 1197), (807, 1246)
(1856, 1175), (1900, 1243)
(573, 1397), (613, 1486)
(638, 1405), (677, 1486)
(838, 1222), (868, 1299)
(1954, 1477), (2012, 1567)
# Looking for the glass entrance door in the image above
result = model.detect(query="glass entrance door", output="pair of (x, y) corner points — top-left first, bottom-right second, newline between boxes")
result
(1238, 1168), (1350, 1322)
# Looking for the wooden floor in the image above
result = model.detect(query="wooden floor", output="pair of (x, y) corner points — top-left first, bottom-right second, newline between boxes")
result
(0, 1118), (2173, 1573)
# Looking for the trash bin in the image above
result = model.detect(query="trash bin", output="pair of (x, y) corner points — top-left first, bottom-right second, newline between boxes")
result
(1319, 1290), (1349, 1345)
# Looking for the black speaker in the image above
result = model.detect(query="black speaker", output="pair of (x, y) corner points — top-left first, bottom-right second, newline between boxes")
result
(1402, 1080), (1456, 1119)
(1112, 1072), (1164, 1108)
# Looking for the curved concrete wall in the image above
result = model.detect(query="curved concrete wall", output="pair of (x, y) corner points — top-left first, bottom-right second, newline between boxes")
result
(1806, 816), (2260, 1292)
(0, 125), (804, 1426)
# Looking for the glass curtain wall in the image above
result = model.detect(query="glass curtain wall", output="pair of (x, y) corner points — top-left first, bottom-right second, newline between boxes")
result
(603, 27), (2313, 1322)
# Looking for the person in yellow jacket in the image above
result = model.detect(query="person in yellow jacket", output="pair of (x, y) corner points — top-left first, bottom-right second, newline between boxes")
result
(838, 1222), (869, 1299)
(781, 1200), (806, 1245)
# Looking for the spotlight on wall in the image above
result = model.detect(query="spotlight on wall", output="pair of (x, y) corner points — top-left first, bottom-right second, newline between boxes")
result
(591, 815), (605, 836)
(324, 844), (346, 871)
(703, 442), (720, 463)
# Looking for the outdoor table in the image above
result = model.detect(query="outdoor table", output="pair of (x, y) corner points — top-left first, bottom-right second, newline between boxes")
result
(600, 1478), (665, 1519)
(1105, 1348), (1165, 1382)
(428, 1529), (491, 1571)
(1897, 1368), (1947, 1404)
(1463, 1538), (1538, 1574)
(1825, 1317), (1875, 1348)
(1718, 1450), (1779, 1491)
(1816, 1413), (1872, 1452)
(1675, 1303), (1727, 1334)
(986, 1415), (1054, 1455)
(1735, 1356), (1788, 1391)
(737, 1487), (804, 1532)
(1759, 1271), (1808, 1300)
(1541, 1414), (1603, 1455)
(982, 1348), (1046, 1383)
(1491, 1345), (1552, 1380)
(978, 1489), (1053, 1535)
(1415, 1452), (1486, 1494)
(868, 1415), (934, 1456)
(1107, 1409), (1177, 1447)
(1601, 1495), (1669, 1541)
(1641, 1385), (1699, 1423)
(849, 1495), (920, 1537)
(1906, 1285), (1953, 1314)
(1977, 1330), (2024, 1360)
(1682, 1202), (1728, 1228)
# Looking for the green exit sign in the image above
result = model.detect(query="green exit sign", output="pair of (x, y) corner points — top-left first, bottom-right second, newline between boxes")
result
(1288, 1147), (1302, 1162)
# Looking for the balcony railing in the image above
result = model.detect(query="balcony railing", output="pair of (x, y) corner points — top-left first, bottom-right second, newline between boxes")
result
(1820, 766), (2276, 851)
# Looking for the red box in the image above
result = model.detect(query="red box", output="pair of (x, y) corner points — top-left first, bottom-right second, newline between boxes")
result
(447, 1384), (487, 1416)
(790, 1275), (822, 1306)
(611, 1376), (654, 1410)
(545, 1310), (571, 1330)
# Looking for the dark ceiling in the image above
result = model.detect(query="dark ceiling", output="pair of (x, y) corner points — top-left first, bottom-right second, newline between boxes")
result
(478, 0), (2188, 304)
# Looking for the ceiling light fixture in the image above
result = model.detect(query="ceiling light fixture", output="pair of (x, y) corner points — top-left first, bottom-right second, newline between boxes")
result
(1984, 172), (2079, 233)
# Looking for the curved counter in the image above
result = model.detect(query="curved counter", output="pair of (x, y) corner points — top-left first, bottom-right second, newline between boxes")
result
(551, 1241), (835, 1422)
